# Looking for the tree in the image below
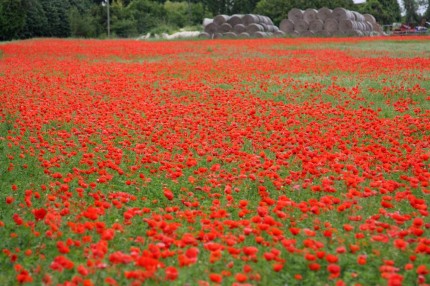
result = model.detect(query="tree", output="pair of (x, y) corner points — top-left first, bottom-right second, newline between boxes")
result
(0, 0), (25, 41)
(424, 0), (430, 21)
(402, 0), (421, 23)
(202, 0), (235, 15)
(39, 0), (72, 37)
(231, 0), (259, 14)
(127, 0), (166, 34)
(69, 6), (98, 37)
(110, 0), (138, 37)
(359, 0), (401, 24)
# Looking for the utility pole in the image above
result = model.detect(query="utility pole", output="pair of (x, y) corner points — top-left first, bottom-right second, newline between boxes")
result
(107, 0), (111, 38)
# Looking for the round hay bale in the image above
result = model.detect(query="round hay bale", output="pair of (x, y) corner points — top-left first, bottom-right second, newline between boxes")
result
(279, 19), (295, 33)
(364, 14), (376, 24)
(214, 15), (230, 25)
(299, 30), (315, 37)
(252, 31), (269, 38)
(339, 19), (358, 32)
(317, 7), (332, 21)
(220, 22), (232, 33)
(355, 22), (365, 31)
(333, 8), (354, 21)
(294, 19), (309, 33)
(365, 21), (374, 31)
(238, 32), (250, 38)
(203, 18), (213, 27)
(223, 32), (237, 38)
(324, 18), (338, 33)
(267, 25), (279, 33)
(351, 30), (363, 37)
(288, 8), (304, 22)
(257, 15), (269, 24)
(304, 9), (318, 23)
(227, 14), (244, 26)
(352, 11), (365, 22)
(309, 19), (324, 33)
(213, 33), (223, 39)
(246, 23), (264, 34)
(198, 32), (211, 39)
(243, 14), (260, 25)
(274, 30), (286, 37)
(264, 16), (274, 25)
(260, 23), (269, 31)
(204, 22), (218, 34)
(233, 24), (246, 34)
(373, 23), (382, 32)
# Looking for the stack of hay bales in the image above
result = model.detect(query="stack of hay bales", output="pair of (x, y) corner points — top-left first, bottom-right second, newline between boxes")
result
(200, 14), (284, 39)
(280, 7), (382, 37)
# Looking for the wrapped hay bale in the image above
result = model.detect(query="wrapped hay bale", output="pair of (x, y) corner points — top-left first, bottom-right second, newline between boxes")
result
(309, 19), (324, 33)
(363, 14), (376, 24)
(324, 18), (339, 34)
(238, 32), (250, 38)
(279, 19), (295, 34)
(274, 30), (286, 37)
(304, 9), (318, 23)
(246, 23), (265, 34)
(317, 7), (332, 21)
(198, 32), (211, 39)
(227, 14), (244, 26)
(223, 32), (237, 38)
(288, 8), (304, 22)
(204, 22), (218, 34)
(339, 19), (359, 33)
(243, 14), (260, 25)
(294, 19), (309, 33)
(214, 15), (230, 25)
(233, 24), (246, 34)
(332, 7), (355, 21)
(220, 23), (233, 33)
(253, 31), (271, 38)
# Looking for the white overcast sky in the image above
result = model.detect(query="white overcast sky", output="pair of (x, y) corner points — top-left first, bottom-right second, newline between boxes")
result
(353, 0), (427, 14)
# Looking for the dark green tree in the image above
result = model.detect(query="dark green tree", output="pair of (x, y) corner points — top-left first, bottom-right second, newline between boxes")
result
(402, 0), (420, 23)
(358, 0), (401, 24)
(424, 1), (430, 21)
(18, 0), (48, 39)
(0, 0), (26, 41)
(127, 0), (166, 34)
(69, 6), (98, 37)
(231, 0), (259, 14)
(110, 0), (138, 37)
(39, 0), (72, 37)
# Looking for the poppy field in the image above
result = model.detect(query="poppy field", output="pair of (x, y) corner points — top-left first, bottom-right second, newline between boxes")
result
(0, 37), (429, 286)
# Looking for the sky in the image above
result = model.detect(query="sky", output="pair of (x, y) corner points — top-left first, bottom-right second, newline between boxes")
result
(353, 0), (427, 14)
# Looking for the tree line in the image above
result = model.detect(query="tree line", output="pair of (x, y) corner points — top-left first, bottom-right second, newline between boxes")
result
(0, 0), (429, 41)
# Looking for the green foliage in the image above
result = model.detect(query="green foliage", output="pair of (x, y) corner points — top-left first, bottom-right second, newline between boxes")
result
(39, 0), (72, 37)
(69, 7), (98, 38)
(231, 0), (260, 14)
(110, 0), (138, 37)
(358, 0), (401, 24)
(19, 0), (48, 38)
(149, 23), (177, 34)
(127, 0), (166, 34)
(165, 1), (189, 27)
(403, 0), (420, 23)
(0, 0), (25, 41)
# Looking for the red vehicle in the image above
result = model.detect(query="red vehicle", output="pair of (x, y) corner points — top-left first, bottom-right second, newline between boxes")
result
(391, 22), (428, 35)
